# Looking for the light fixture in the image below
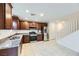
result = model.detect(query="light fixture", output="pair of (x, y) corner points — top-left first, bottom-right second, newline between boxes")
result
(40, 13), (44, 17)
(26, 10), (29, 13)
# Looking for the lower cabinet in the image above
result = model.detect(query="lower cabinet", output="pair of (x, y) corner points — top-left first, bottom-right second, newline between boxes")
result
(0, 47), (18, 56)
(21, 34), (44, 44)
(22, 35), (43, 43)
(37, 35), (43, 41)
(22, 35), (30, 43)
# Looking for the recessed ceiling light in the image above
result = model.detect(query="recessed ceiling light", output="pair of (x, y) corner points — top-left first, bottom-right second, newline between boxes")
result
(40, 13), (44, 17)
(26, 10), (29, 13)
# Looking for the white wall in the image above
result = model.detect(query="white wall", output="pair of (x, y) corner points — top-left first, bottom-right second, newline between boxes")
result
(48, 22), (56, 40)
(57, 30), (79, 53)
(48, 11), (79, 40)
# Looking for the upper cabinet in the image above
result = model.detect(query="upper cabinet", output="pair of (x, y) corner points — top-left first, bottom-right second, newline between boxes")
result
(19, 21), (47, 30)
(0, 3), (5, 29)
(5, 3), (13, 29)
(29, 22), (38, 28)
(12, 16), (20, 30)
(0, 3), (12, 29)
(37, 23), (42, 30)
(20, 21), (29, 30)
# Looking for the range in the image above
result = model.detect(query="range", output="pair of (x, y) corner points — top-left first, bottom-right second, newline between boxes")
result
(29, 29), (37, 41)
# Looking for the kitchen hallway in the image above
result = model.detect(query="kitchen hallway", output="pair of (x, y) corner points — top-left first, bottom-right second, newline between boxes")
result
(20, 40), (79, 56)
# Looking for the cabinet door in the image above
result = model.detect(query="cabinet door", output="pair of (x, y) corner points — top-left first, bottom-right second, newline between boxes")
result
(29, 22), (37, 28)
(0, 3), (12, 29)
(5, 3), (12, 29)
(37, 23), (41, 30)
(0, 3), (5, 29)
(37, 35), (43, 41)
(20, 22), (29, 30)
(12, 16), (20, 30)
(22, 35), (30, 43)
(41, 23), (47, 27)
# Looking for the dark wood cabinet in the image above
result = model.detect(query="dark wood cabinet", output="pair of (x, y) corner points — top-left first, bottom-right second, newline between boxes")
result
(0, 47), (18, 56)
(37, 23), (47, 30)
(41, 23), (47, 28)
(5, 3), (12, 29)
(19, 21), (47, 30)
(0, 3), (5, 29)
(37, 35), (43, 41)
(29, 22), (37, 28)
(20, 21), (29, 30)
(12, 16), (20, 29)
(0, 3), (12, 29)
(37, 23), (42, 30)
(22, 35), (30, 43)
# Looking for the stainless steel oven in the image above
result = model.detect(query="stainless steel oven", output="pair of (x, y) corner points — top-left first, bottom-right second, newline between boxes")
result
(29, 29), (37, 41)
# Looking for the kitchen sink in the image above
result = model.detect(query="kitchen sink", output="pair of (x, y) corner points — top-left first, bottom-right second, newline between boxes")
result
(10, 36), (20, 40)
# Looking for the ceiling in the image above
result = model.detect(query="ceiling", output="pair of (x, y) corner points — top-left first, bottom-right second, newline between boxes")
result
(12, 3), (79, 23)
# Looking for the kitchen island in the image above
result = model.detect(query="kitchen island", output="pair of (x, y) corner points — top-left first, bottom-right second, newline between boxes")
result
(0, 30), (23, 56)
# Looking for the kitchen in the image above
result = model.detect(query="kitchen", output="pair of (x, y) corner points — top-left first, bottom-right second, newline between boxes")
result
(0, 3), (79, 56)
(0, 3), (48, 56)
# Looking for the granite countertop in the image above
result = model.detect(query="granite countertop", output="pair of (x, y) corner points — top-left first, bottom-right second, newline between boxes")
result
(0, 34), (23, 49)
(0, 30), (16, 40)
(0, 30), (30, 40)
(0, 30), (24, 49)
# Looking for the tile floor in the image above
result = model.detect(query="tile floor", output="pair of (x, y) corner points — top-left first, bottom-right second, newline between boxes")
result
(20, 40), (79, 56)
